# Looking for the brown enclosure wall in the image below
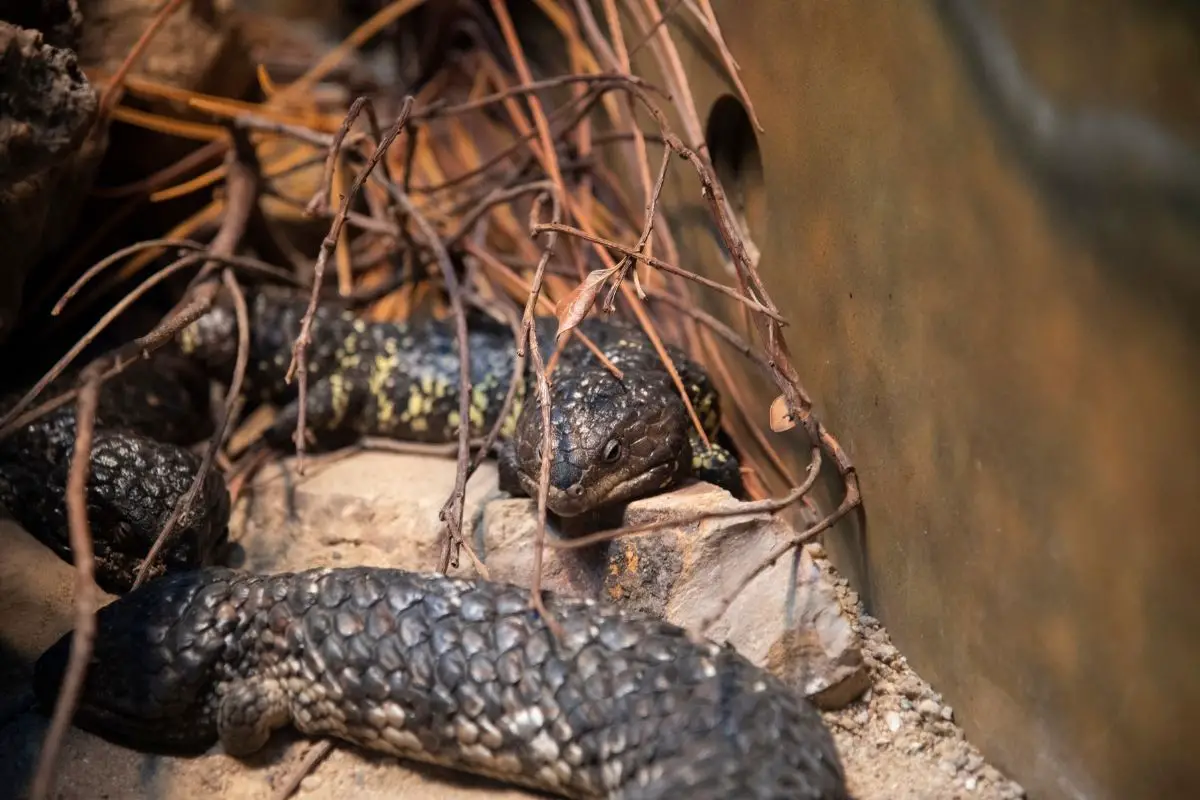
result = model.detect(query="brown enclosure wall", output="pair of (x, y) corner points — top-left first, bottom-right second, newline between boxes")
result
(632, 1), (1200, 798)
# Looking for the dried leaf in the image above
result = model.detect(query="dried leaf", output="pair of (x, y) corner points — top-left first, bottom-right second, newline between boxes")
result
(769, 395), (797, 432)
(556, 266), (619, 341)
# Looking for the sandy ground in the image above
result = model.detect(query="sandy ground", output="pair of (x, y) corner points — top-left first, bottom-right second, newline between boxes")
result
(814, 549), (1026, 800)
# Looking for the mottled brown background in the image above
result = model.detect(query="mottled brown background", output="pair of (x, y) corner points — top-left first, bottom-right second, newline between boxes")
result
(620, 1), (1200, 798)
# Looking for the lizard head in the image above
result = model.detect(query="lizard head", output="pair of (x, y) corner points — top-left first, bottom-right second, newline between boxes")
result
(509, 368), (691, 517)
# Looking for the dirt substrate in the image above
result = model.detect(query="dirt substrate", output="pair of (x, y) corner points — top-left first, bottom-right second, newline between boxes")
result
(817, 554), (1027, 800)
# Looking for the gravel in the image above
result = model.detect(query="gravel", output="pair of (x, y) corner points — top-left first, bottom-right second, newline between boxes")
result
(807, 543), (1028, 800)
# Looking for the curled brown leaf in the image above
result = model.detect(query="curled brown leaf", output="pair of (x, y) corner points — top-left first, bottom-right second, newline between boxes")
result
(555, 265), (619, 341)
(769, 394), (797, 432)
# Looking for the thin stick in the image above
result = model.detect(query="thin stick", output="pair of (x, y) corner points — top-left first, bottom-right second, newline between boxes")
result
(521, 192), (564, 638)
(132, 270), (250, 588)
(27, 366), (103, 800)
(548, 447), (821, 551)
(271, 741), (334, 800)
(54, 238), (298, 313)
(383, 187), (489, 579)
(533, 221), (783, 321)
(286, 97), (415, 472)
(306, 96), (370, 217)
(466, 242), (625, 381)
(412, 72), (655, 121)
(696, 483), (860, 635)
(95, 0), (187, 125)
(0, 253), (205, 437)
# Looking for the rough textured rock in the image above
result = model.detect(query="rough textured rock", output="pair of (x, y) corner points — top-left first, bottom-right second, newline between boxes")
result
(0, 0), (83, 50)
(476, 481), (871, 709)
(0, 23), (93, 182)
(766, 547), (874, 709)
(231, 451), (502, 574)
(0, 6), (101, 344)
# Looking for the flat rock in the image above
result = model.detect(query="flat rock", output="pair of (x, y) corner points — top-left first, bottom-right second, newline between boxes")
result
(476, 481), (869, 708)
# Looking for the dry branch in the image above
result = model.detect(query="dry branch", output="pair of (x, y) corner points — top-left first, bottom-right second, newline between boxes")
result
(27, 366), (103, 800)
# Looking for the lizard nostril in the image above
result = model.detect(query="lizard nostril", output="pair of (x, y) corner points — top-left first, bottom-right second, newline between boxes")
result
(567, 485), (583, 497)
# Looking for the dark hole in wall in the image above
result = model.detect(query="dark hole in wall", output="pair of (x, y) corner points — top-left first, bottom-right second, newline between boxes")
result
(704, 94), (767, 252)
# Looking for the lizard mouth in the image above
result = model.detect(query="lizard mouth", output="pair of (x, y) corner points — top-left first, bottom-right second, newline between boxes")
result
(515, 459), (682, 517)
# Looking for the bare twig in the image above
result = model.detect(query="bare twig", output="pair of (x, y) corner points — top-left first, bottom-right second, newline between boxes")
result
(521, 191), (564, 638)
(95, 0), (187, 126)
(28, 365), (103, 800)
(271, 741), (334, 800)
(287, 96), (415, 472)
(532, 221), (783, 320)
(548, 446), (822, 551)
(54, 238), (299, 313)
(0, 253), (206, 439)
(306, 95), (371, 217)
(382, 184), (489, 579)
(132, 269), (250, 588)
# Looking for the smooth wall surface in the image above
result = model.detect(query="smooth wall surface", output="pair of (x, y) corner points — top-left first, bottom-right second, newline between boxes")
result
(631, 1), (1200, 798)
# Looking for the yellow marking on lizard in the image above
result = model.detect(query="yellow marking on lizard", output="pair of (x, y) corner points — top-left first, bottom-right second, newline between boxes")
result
(499, 389), (525, 439)
(178, 326), (197, 353)
(368, 353), (399, 430)
(406, 389), (424, 421)
(328, 373), (351, 428)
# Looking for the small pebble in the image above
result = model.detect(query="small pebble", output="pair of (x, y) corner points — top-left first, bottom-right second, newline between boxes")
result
(931, 721), (960, 737)
(854, 710), (870, 727)
(876, 644), (899, 662)
(885, 711), (902, 732)
(900, 698), (913, 711)
(917, 699), (942, 718)
(861, 689), (874, 704)
(965, 754), (984, 773)
(938, 759), (959, 776)
(965, 776), (978, 791)
(300, 774), (324, 792)
(941, 705), (955, 721)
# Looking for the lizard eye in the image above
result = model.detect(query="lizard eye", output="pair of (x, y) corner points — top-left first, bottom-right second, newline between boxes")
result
(601, 439), (622, 463)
